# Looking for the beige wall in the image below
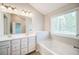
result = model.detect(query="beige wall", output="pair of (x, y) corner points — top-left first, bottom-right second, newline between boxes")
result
(44, 3), (79, 47)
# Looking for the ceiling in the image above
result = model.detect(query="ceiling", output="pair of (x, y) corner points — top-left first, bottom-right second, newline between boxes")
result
(30, 3), (68, 15)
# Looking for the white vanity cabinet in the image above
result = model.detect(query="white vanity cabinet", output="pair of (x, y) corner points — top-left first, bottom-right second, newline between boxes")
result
(21, 38), (28, 48)
(28, 36), (36, 53)
(0, 41), (10, 55)
(0, 34), (36, 55)
(11, 39), (21, 55)
(20, 35), (36, 55)
(21, 38), (28, 55)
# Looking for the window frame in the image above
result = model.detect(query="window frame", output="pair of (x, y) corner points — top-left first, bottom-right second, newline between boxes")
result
(50, 7), (79, 38)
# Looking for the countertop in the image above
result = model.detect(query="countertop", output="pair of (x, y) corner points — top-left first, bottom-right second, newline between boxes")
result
(0, 33), (36, 42)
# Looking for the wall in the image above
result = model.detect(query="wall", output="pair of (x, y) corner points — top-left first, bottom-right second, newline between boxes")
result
(0, 3), (44, 32)
(0, 12), (4, 36)
(44, 3), (79, 47)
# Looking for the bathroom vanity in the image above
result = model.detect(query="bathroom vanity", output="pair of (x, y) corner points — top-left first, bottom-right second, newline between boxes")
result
(0, 33), (36, 55)
(0, 10), (36, 55)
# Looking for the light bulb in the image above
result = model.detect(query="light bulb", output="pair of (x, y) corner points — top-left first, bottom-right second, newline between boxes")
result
(0, 5), (6, 9)
(22, 10), (25, 15)
(25, 12), (29, 16)
(28, 10), (31, 12)
(29, 12), (32, 17)
(8, 7), (12, 11)
(14, 8), (17, 11)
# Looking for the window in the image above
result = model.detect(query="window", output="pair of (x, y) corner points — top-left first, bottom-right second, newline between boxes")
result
(51, 11), (77, 35)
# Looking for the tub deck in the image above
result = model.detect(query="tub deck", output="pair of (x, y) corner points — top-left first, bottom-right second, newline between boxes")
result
(37, 40), (79, 55)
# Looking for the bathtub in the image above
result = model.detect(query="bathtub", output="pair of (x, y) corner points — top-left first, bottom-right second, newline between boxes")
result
(37, 40), (79, 55)
(36, 31), (79, 55)
(37, 40), (57, 55)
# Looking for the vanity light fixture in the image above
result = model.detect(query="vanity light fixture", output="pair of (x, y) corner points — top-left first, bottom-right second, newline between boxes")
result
(29, 12), (32, 17)
(22, 9), (32, 17)
(0, 3), (32, 17)
(26, 12), (29, 16)
(13, 8), (17, 11)
(8, 6), (12, 11)
(0, 3), (6, 9)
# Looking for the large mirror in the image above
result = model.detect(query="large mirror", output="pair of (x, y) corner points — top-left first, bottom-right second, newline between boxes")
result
(1, 12), (32, 35)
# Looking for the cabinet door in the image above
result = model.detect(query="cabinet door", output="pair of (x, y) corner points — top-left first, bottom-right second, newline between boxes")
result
(21, 38), (27, 48)
(21, 48), (27, 55)
(21, 38), (28, 55)
(0, 45), (10, 55)
(11, 39), (20, 51)
(0, 41), (10, 55)
(28, 36), (36, 53)
(0, 41), (10, 46)
(11, 39), (21, 55)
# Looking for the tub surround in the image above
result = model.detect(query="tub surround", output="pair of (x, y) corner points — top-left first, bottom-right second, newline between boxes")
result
(37, 31), (79, 55)
(38, 40), (79, 55)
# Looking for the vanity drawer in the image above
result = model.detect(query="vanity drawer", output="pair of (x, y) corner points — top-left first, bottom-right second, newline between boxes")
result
(21, 39), (27, 45)
(12, 50), (20, 55)
(29, 36), (36, 40)
(21, 48), (27, 55)
(12, 45), (20, 51)
(0, 45), (10, 55)
(29, 37), (36, 45)
(28, 36), (36, 53)
(21, 38), (27, 43)
(21, 39), (27, 48)
(0, 41), (10, 46)
(11, 39), (20, 44)
(29, 42), (36, 48)
(21, 43), (27, 48)
(11, 40), (20, 51)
